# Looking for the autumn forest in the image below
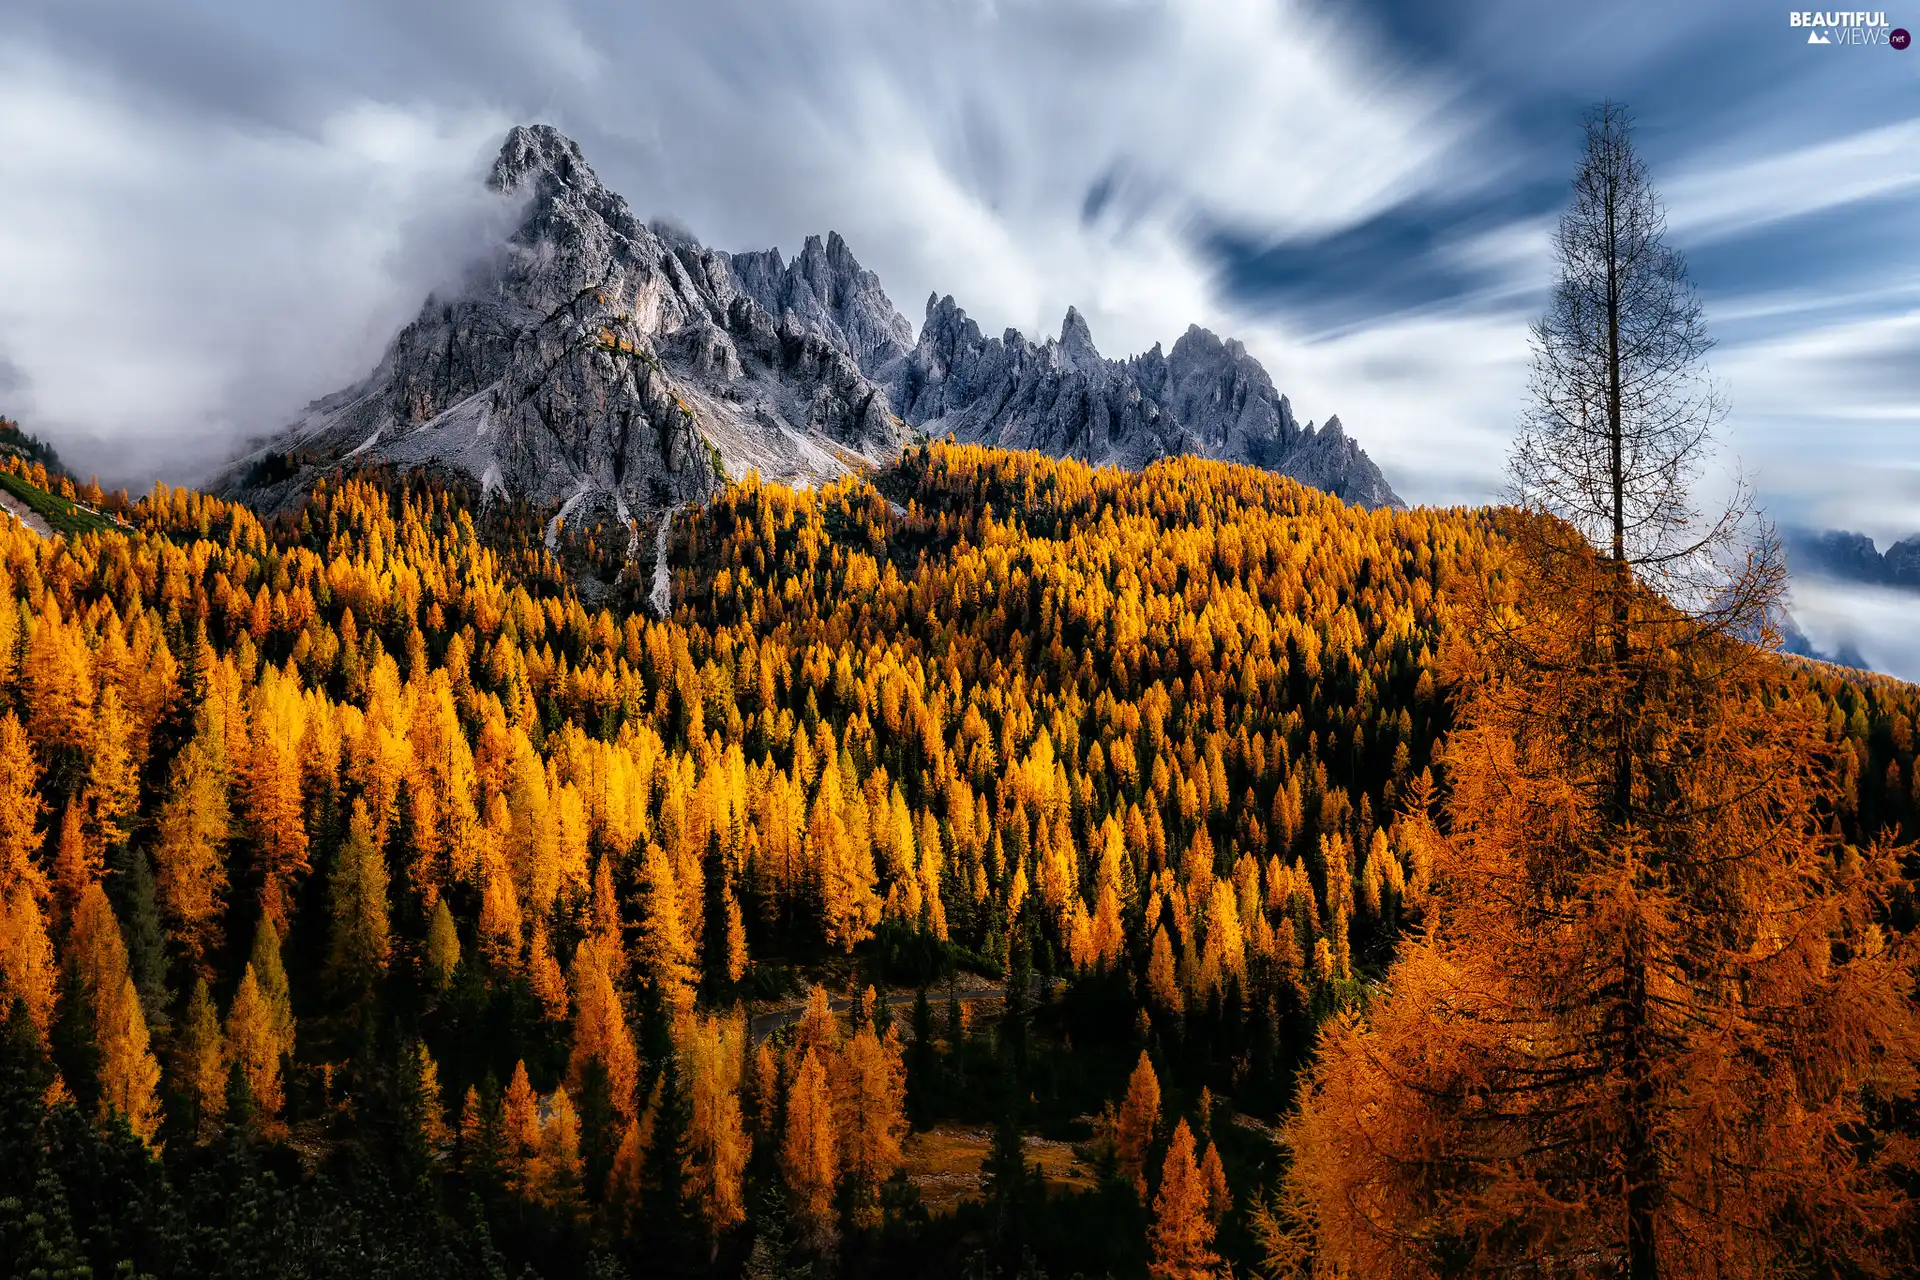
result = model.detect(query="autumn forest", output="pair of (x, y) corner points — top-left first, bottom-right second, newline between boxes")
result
(5, 111), (1920, 1280)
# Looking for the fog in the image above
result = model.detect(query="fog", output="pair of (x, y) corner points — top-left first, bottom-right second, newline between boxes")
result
(1789, 575), (1920, 682)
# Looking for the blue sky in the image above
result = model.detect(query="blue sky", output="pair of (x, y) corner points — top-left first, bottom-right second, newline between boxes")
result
(0, 0), (1916, 664)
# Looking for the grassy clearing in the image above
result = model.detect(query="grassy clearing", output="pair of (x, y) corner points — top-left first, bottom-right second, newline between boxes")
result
(902, 1123), (1101, 1217)
(0, 469), (120, 537)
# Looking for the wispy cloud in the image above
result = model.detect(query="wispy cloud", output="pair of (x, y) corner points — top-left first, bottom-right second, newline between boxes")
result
(0, 39), (515, 483)
(1789, 575), (1920, 681)
(1665, 119), (1920, 243)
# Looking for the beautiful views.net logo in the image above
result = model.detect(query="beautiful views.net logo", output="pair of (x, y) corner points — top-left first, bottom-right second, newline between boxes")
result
(1789, 11), (1910, 45)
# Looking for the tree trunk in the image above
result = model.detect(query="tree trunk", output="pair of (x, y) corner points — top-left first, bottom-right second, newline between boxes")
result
(1604, 137), (1659, 1280)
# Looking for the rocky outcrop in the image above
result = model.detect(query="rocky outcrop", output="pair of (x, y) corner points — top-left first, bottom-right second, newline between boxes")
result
(218, 123), (1402, 526)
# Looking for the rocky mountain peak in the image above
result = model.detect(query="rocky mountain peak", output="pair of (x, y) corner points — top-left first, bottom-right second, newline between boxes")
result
(1169, 323), (1233, 364)
(1056, 307), (1101, 368)
(488, 123), (599, 197)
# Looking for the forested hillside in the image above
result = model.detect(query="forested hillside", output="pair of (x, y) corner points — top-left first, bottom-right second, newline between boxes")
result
(1, 441), (1914, 1278)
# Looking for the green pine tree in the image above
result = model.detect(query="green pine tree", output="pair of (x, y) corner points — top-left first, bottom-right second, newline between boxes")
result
(105, 846), (169, 1029)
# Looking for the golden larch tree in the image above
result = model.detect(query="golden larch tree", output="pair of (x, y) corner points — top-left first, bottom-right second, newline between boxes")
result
(501, 1059), (541, 1195)
(0, 881), (56, 1040)
(175, 976), (226, 1140)
(606, 1112), (649, 1231)
(566, 934), (639, 1121)
(247, 912), (296, 1065)
(0, 712), (54, 1036)
(423, 897), (460, 991)
(458, 1085), (488, 1173)
(50, 800), (99, 933)
(527, 921), (569, 1022)
(1200, 1140), (1230, 1227)
(152, 701), (232, 969)
(476, 840), (524, 972)
(1117, 1050), (1162, 1198)
(0, 712), (44, 901)
(224, 963), (284, 1124)
(837, 1023), (909, 1228)
(70, 882), (164, 1146)
(245, 674), (311, 932)
(635, 842), (697, 1015)
(411, 1042), (451, 1149)
(1146, 925), (1182, 1017)
(326, 797), (391, 1000)
(1148, 1119), (1222, 1279)
(85, 684), (141, 856)
(809, 767), (881, 952)
(531, 1084), (583, 1211)
(681, 1011), (749, 1247)
(22, 599), (94, 752)
(782, 1047), (839, 1254)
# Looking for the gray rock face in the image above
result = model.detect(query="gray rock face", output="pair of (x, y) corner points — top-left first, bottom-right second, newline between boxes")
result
(881, 297), (1401, 508)
(218, 123), (1401, 526)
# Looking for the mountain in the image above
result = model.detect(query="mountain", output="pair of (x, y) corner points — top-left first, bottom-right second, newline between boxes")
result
(1787, 526), (1920, 590)
(890, 298), (1399, 507)
(215, 124), (1401, 523)
(217, 126), (913, 530)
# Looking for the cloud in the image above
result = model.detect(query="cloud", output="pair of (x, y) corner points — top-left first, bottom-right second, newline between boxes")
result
(566, 0), (1484, 368)
(0, 350), (26, 399)
(1665, 119), (1920, 243)
(1720, 309), (1920, 431)
(1788, 575), (1920, 681)
(0, 37), (514, 485)
(1229, 307), (1530, 507)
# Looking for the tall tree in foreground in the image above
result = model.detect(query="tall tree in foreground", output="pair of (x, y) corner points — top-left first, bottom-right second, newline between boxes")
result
(1273, 103), (1920, 1279)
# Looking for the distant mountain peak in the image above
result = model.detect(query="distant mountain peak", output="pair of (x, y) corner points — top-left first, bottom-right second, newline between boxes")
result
(1788, 526), (1920, 592)
(890, 294), (1402, 508)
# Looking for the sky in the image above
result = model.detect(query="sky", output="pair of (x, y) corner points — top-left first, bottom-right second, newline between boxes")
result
(1, 0), (1917, 666)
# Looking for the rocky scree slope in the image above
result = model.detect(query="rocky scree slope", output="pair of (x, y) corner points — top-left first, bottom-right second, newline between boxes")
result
(217, 124), (1401, 541)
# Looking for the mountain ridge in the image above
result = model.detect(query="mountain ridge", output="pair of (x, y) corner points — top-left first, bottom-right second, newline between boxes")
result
(1787, 525), (1920, 591)
(215, 123), (1402, 526)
